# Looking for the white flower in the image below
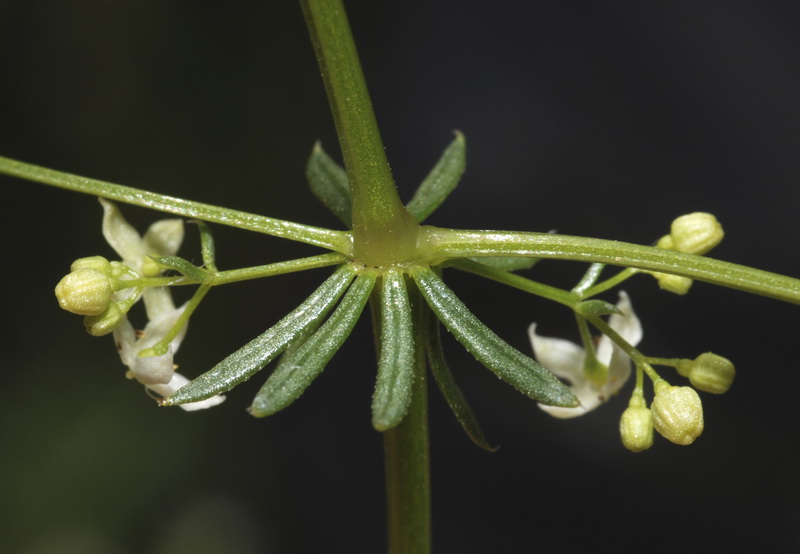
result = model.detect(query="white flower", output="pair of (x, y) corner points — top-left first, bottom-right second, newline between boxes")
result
(528, 291), (642, 418)
(114, 303), (225, 411)
(100, 197), (184, 320)
(101, 198), (224, 411)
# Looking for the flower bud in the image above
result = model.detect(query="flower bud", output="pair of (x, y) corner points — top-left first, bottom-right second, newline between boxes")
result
(677, 353), (735, 394)
(655, 235), (673, 250)
(70, 255), (112, 274)
(620, 398), (653, 452)
(652, 273), (693, 295)
(83, 302), (124, 336)
(670, 212), (724, 255)
(651, 381), (704, 445)
(55, 268), (113, 316)
(141, 256), (162, 278)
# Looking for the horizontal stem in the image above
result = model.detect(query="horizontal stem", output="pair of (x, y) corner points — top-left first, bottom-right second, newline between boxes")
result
(211, 253), (348, 285)
(421, 227), (800, 304)
(0, 155), (353, 254)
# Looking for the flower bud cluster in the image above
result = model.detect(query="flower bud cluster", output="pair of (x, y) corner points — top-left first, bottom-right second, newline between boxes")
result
(55, 256), (137, 336)
(650, 212), (724, 295)
(619, 349), (735, 451)
(55, 258), (114, 316)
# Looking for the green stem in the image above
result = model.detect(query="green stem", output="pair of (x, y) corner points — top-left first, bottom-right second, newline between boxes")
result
(120, 253), (347, 289)
(420, 227), (800, 304)
(449, 258), (575, 307)
(0, 155), (352, 254)
(301, 0), (418, 266)
(383, 286), (431, 554)
(583, 267), (638, 298)
(210, 253), (348, 285)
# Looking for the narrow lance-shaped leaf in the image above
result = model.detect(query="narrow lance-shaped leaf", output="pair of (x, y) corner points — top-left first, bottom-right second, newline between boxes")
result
(576, 299), (622, 317)
(151, 255), (211, 283)
(163, 264), (357, 405)
(372, 269), (416, 431)
(425, 309), (496, 451)
(306, 142), (352, 227)
(405, 131), (466, 223)
(250, 270), (377, 417)
(411, 266), (577, 407)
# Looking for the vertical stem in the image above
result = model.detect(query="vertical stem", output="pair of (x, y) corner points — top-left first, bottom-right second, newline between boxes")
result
(301, 0), (419, 265)
(383, 285), (431, 553)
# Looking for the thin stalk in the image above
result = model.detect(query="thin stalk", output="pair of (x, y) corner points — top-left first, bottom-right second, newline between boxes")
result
(449, 258), (576, 307)
(0, 156), (352, 253)
(210, 253), (348, 285)
(420, 227), (800, 304)
(119, 253), (347, 289)
(383, 284), (431, 554)
(301, 0), (419, 265)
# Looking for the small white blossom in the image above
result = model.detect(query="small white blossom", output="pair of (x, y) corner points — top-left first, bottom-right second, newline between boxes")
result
(100, 197), (184, 319)
(114, 303), (225, 411)
(528, 291), (642, 418)
(101, 198), (224, 411)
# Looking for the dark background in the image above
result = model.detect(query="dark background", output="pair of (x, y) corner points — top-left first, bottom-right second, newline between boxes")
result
(3, 1), (800, 552)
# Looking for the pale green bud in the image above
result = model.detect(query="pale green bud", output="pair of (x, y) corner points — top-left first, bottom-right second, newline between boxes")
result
(55, 268), (113, 316)
(652, 272), (693, 295)
(70, 256), (112, 274)
(619, 397), (653, 453)
(141, 256), (162, 277)
(651, 381), (704, 445)
(677, 353), (735, 394)
(670, 212), (724, 255)
(656, 235), (673, 250)
(83, 302), (124, 336)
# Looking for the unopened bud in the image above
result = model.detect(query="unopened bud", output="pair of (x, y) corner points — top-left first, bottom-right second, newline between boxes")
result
(656, 235), (673, 250)
(652, 273), (693, 295)
(620, 397), (653, 452)
(677, 353), (735, 394)
(651, 381), (704, 445)
(70, 256), (112, 274)
(55, 268), (113, 316)
(141, 256), (162, 277)
(670, 212), (724, 255)
(83, 302), (124, 336)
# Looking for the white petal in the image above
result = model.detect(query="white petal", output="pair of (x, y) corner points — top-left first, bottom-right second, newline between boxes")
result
(539, 379), (604, 419)
(100, 198), (145, 271)
(123, 304), (188, 385)
(528, 323), (586, 382)
(113, 316), (138, 367)
(129, 347), (175, 385)
(608, 291), (642, 346)
(143, 219), (184, 257)
(142, 287), (177, 322)
(147, 373), (226, 411)
(595, 291), (641, 397)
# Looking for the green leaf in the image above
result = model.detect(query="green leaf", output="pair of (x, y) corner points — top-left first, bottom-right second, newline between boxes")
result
(372, 269), (416, 431)
(576, 299), (622, 317)
(426, 312), (496, 451)
(468, 256), (538, 272)
(162, 263), (357, 405)
(405, 132), (466, 222)
(306, 142), (352, 227)
(250, 270), (377, 417)
(411, 266), (577, 407)
(151, 256), (211, 283)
